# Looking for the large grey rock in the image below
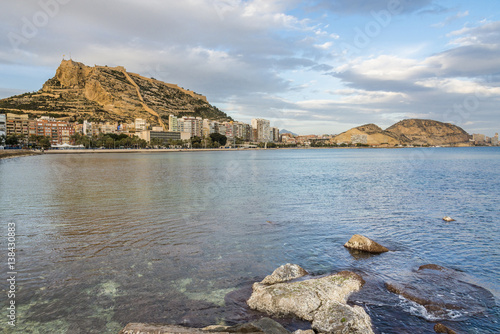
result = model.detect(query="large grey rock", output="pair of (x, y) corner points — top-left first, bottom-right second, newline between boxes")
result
(261, 263), (308, 285)
(312, 301), (374, 334)
(247, 269), (374, 334)
(344, 235), (389, 254)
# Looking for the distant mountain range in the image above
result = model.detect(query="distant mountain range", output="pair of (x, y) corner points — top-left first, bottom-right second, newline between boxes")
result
(0, 60), (231, 128)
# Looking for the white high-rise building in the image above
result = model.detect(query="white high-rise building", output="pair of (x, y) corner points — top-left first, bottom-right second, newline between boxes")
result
(492, 133), (499, 146)
(233, 122), (252, 141)
(202, 119), (211, 137)
(178, 117), (203, 138)
(82, 120), (92, 135)
(135, 118), (147, 131)
(208, 121), (219, 135)
(0, 114), (6, 138)
(251, 118), (271, 142)
(168, 115), (179, 132)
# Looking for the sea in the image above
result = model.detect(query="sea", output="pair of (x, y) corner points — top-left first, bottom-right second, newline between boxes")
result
(0, 147), (499, 334)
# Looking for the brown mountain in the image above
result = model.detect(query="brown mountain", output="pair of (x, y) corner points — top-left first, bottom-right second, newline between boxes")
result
(332, 123), (407, 146)
(333, 119), (471, 146)
(386, 119), (471, 146)
(0, 60), (231, 128)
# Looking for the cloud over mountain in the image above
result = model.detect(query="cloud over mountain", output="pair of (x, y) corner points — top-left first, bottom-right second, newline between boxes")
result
(1, 0), (499, 135)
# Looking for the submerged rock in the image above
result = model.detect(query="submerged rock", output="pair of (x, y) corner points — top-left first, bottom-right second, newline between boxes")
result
(120, 318), (290, 334)
(260, 263), (308, 285)
(344, 234), (389, 254)
(247, 267), (374, 334)
(418, 264), (446, 271)
(225, 317), (291, 334)
(434, 323), (457, 334)
(119, 323), (209, 334)
(385, 265), (495, 319)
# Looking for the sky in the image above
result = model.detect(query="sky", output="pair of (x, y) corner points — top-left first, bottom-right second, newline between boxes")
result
(1, 0), (499, 136)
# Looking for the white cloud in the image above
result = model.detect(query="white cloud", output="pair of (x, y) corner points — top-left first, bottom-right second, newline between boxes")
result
(415, 78), (500, 96)
(314, 42), (333, 50)
(432, 10), (469, 28)
(0, 1), (499, 135)
(448, 21), (500, 46)
(336, 55), (424, 81)
(330, 89), (409, 104)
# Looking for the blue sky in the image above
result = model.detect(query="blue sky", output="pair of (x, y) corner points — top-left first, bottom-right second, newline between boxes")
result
(1, 0), (499, 135)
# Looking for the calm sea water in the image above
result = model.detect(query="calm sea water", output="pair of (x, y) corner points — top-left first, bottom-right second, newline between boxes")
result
(1, 147), (499, 334)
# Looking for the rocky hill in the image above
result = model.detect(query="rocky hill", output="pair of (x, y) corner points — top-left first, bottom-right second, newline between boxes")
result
(0, 60), (231, 128)
(332, 123), (407, 146)
(386, 119), (471, 146)
(333, 119), (471, 146)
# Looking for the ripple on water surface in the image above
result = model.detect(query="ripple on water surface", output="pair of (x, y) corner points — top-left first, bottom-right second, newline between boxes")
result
(0, 148), (498, 333)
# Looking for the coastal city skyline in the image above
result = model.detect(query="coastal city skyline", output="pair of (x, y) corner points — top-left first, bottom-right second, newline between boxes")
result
(1, 112), (498, 149)
(1, 1), (500, 136)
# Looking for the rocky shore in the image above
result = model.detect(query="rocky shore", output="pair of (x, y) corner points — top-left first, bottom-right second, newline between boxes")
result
(118, 234), (494, 334)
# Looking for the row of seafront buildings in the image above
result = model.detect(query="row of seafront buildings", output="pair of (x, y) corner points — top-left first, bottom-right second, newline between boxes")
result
(472, 133), (499, 146)
(0, 113), (281, 146)
(0, 113), (75, 146)
(81, 116), (281, 144)
(4, 112), (495, 148)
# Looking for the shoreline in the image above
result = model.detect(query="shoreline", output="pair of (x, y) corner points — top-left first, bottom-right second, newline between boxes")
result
(1, 145), (491, 158)
(33, 145), (483, 155)
(0, 150), (43, 159)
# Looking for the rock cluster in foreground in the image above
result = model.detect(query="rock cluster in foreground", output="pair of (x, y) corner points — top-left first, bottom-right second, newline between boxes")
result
(119, 235), (494, 334)
(247, 264), (374, 334)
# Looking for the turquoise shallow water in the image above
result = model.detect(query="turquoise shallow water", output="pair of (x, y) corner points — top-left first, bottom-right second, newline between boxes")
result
(0, 147), (499, 333)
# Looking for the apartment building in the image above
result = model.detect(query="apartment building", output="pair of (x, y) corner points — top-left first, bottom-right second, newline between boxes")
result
(6, 113), (30, 136)
(492, 133), (499, 146)
(29, 117), (75, 145)
(135, 118), (147, 132)
(0, 114), (6, 137)
(168, 115), (179, 132)
(178, 116), (203, 138)
(251, 118), (271, 142)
